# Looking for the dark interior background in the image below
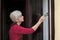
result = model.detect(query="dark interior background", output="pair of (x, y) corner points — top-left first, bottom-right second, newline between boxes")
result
(30, 0), (43, 40)
(1, 0), (43, 40)
(2, 0), (26, 40)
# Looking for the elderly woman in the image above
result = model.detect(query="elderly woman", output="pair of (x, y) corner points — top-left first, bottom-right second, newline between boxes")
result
(9, 10), (45, 40)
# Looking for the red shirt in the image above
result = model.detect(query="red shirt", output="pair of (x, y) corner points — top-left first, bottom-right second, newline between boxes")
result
(9, 23), (34, 40)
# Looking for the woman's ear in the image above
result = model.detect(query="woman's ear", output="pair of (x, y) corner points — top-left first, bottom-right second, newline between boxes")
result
(16, 19), (19, 23)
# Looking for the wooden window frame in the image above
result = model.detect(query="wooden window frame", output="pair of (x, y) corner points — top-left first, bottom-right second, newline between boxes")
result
(0, 0), (1, 40)
(48, 0), (55, 40)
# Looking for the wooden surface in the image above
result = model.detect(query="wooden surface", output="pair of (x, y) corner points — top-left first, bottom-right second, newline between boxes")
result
(0, 0), (1, 40)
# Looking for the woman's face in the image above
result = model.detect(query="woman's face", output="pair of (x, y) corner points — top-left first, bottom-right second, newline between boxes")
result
(18, 15), (24, 22)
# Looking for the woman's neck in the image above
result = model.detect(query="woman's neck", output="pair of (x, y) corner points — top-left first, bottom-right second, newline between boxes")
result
(17, 22), (21, 25)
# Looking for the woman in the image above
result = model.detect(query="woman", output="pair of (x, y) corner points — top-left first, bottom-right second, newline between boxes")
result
(9, 10), (45, 40)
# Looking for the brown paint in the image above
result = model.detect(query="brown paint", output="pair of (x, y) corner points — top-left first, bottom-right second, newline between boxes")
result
(0, 0), (1, 40)
(48, 0), (55, 40)
(51, 0), (55, 40)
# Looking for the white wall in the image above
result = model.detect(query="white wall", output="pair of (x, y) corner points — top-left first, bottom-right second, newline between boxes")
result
(55, 0), (60, 40)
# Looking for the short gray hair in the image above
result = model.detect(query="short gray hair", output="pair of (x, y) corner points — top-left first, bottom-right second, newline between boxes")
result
(10, 10), (22, 22)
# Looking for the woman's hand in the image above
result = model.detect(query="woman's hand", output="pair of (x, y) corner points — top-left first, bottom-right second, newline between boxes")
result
(39, 16), (45, 22)
(32, 16), (45, 31)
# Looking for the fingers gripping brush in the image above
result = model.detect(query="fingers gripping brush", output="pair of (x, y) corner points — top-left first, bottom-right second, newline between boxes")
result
(43, 12), (48, 17)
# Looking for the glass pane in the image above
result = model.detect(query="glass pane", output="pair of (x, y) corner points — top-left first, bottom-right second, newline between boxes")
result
(29, 0), (43, 40)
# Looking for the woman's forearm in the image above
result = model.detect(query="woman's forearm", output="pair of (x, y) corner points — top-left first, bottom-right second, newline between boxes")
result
(32, 16), (45, 31)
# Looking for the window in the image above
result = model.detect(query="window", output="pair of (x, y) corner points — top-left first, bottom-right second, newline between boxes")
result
(0, 0), (54, 40)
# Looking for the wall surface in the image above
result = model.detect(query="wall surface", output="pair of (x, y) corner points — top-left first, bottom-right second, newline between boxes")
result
(55, 0), (60, 40)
